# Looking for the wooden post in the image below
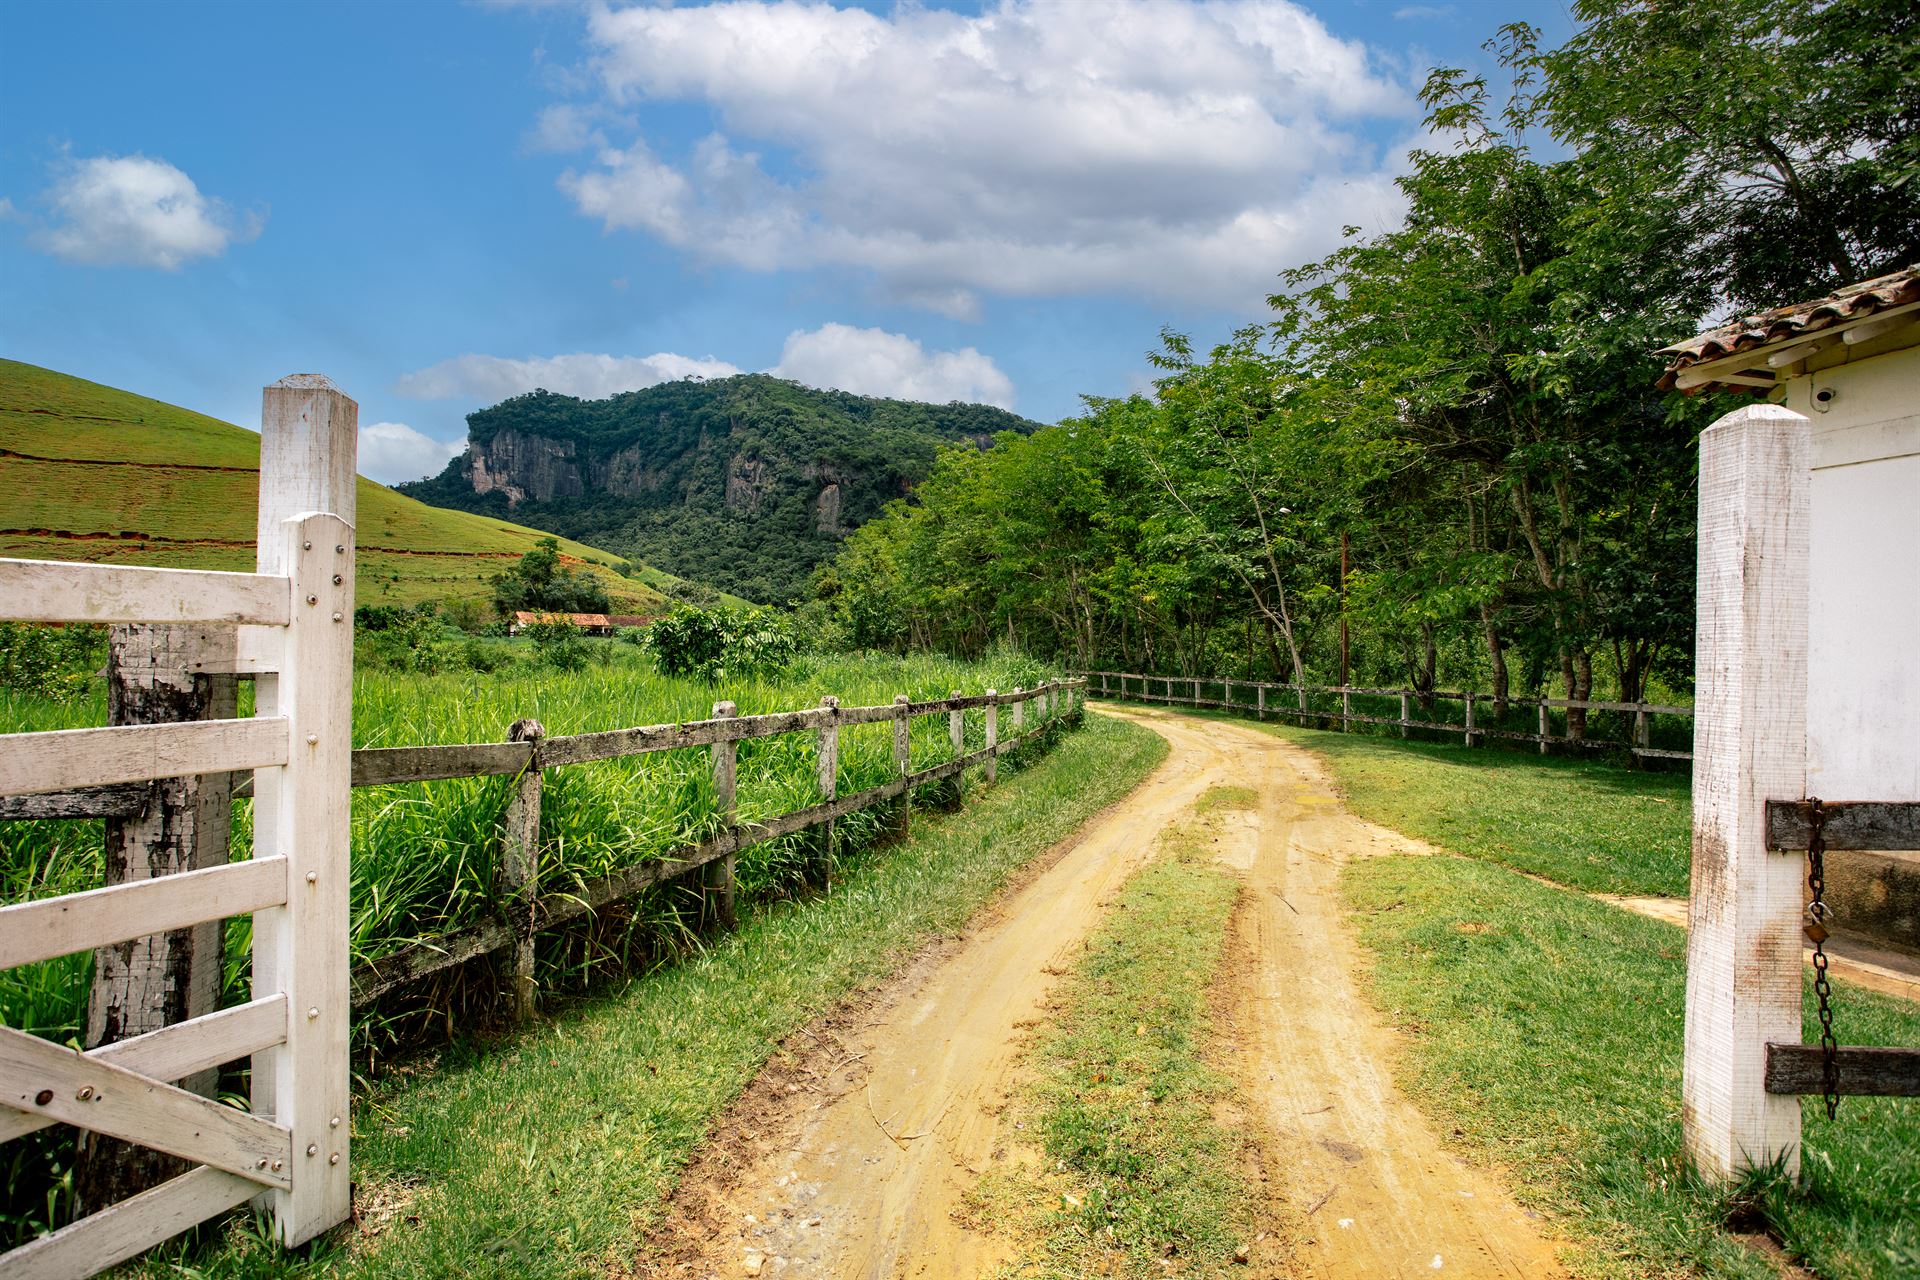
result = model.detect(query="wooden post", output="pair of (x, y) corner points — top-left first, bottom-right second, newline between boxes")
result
(1192, 677), (1201, 705)
(1635, 706), (1651, 756)
(818, 695), (839, 861)
(1539, 700), (1549, 755)
(1012, 687), (1025, 734)
(252, 374), (356, 1245)
(73, 625), (238, 1209)
(1399, 690), (1410, 739)
(1296, 685), (1307, 724)
(1683, 403), (1811, 1181)
(1464, 693), (1476, 747)
(1257, 684), (1266, 719)
(500, 718), (544, 1023)
(1341, 688), (1352, 733)
(893, 694), (911, 836)
(708, 701), (738, 930)
(984, 691), (998, 784)
(948, 691), (964, 756)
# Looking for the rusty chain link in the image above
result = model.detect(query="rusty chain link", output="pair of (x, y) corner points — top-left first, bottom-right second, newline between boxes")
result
(1804, 797), (1840, 1121)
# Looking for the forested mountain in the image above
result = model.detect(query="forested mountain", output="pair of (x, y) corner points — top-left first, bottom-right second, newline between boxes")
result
(401, 374), (1041, 603)
(816, 0), (1919, 714)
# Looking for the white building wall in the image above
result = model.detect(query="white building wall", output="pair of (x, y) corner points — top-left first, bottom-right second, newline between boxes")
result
(1781, 346), (1920, 801)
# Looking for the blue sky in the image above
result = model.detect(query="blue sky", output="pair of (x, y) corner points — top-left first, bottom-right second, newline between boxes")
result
(0, 0), (1569, 484)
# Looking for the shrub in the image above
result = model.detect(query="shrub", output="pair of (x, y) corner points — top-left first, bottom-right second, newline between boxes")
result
(645, 605), (798, 682)
(524, 617), (590, 671)
(0, 623), (106, 700)
(359, 605), (449, 674)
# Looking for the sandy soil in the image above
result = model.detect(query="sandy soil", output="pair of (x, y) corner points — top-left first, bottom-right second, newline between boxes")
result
(643, 706), (1566, 1279)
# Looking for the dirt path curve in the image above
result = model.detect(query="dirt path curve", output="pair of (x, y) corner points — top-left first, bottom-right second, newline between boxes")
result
(650, 706), (1565, 1279)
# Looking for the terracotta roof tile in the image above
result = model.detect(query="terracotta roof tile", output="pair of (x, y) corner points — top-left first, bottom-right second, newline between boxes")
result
(1657, 264), (1920, 394)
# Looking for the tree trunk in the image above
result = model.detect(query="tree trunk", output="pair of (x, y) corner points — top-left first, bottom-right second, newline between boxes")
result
(1481, 604), (1509, 719)
(74, 625), (236, 1214)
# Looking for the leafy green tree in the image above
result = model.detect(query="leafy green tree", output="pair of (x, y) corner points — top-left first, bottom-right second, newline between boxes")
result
(489, 537), (611, 618)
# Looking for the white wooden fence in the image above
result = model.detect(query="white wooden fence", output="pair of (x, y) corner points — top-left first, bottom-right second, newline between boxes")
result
(1081, 670), (1693, 760)
(0, 376), (358, 1277)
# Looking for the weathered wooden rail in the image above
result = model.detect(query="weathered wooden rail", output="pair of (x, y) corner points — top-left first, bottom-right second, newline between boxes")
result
(1079, 670), (1692, 761)
(5, 681), (1086, 1010)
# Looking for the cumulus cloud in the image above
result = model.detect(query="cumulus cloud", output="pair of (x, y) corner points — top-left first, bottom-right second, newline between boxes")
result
(395, 350), (745, 402)
(771, 324), (1015, 408)
(34, 154), (261, 269)
(551, 0), (1412, 311)
(358, 422), (466, 485)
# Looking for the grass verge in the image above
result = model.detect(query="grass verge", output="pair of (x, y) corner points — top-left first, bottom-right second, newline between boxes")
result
(1205, 711), (1690, 897)
(969, 789), (1284, 1278)
(1343, 855), (1920, 1280)
(123, 711), (1167, 1280)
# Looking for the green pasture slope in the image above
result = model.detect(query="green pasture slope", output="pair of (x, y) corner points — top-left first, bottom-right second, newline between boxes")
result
(0, 358), (687, 612)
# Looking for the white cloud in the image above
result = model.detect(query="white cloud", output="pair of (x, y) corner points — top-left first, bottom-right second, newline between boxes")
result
(0, 197), (21, 223)
(395, 350), (745, 402)
(771, 324), (1015, 408)
(552, 0), (1413, 312)
(358, 422), (465, 485)
(34, 154), (260, 269)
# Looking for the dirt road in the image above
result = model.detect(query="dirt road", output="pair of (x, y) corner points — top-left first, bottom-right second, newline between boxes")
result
(651, 706), (1565, 1279)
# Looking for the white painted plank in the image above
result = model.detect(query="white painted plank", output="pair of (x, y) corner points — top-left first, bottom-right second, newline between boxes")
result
(0, 717), (288, 798)
(0, 858), (287, 970)
(0, 560), (291, 628)
(0, 996), (287, 1146)
(0, 1165), (259, 1280)
(0, 1025), (289, 1187)
(1683, 403), (1810, 1181)
(252, 512), (356, 1246)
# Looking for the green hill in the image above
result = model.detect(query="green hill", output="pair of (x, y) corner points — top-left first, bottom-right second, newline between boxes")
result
(0, 359), (700, 614)
(399, 373), (1043, 603)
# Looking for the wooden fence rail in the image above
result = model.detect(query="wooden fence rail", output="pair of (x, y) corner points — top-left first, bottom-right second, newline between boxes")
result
(1078, 670), (1692, 761)
(5, 682), (1087, 1009)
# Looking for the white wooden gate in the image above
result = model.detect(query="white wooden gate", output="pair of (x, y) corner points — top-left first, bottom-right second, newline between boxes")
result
(0, 376), (358, 1276)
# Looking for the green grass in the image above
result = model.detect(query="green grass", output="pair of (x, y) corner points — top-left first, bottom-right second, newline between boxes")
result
(970, 794), (1278, 1278)
(1, 648), (1071, 1247)
(1342, 855), (1920, 1279)
(1219, 713), (1692, 897)
(119, 710), (1167, 1279)
(0, 358), (708, 611)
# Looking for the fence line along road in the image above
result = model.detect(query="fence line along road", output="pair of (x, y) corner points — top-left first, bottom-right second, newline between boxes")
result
(1079, 670), (1692, 762)
(4, 680), (1088, 1009)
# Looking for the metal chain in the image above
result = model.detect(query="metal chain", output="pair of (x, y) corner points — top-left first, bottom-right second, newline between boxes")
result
(1804, 798), (1840, 1121)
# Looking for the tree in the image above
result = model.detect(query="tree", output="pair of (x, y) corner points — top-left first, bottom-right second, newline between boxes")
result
(489, 537), (611, 618)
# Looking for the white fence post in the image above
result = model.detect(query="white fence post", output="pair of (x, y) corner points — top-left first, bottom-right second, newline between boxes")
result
(1538, 701), (1549, 755)
(1464, 693), (1476, 747)
(252, 374), (356, 1245)
(984, 692), (998, 784)
(949, 691), (964, 757)
(1683, 403), (1811, 1180)
(501, 718), (545, 1023)
(1012, 687), (1024, 734)
(1400, 691), (1410, 739)
(709, 701), (738, 930)
(817, 695), (839, 861)
(893, 694), (911, 836)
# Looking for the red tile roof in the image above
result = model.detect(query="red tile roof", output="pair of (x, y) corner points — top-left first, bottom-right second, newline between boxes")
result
(1658, 264), (1920, 394)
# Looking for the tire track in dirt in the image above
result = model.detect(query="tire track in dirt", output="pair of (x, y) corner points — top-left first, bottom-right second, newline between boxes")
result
(644, 706), (1566, 1279)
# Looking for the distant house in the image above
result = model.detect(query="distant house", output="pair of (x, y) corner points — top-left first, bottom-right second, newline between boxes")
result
(607, 614), (659, 630)
(509, 611), (613, 636)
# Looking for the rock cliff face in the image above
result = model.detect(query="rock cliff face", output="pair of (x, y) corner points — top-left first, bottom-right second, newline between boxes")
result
(401, 373), (1042, 603)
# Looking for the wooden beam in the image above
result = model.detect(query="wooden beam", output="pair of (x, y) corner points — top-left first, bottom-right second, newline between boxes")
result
(0, 857), (287, 970)
(0, 1166), (260, 1280)
(1765, 799), (1920, 852)
(351, 741), (531, 786)
(1764, 1044), (1920, 1097)
(0, 716), (288, 798)
(0, 997), (286, 1146)
(0, 1025), (290, 1188)
(0, 560), (291, 627)
(0, 785), (147, 822)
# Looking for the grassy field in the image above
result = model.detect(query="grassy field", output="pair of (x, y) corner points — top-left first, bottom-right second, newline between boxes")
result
(0, 358), (703, 611)
(114, 711), (1167, 1279)
(1211, 716), (1916, 1277)
(1215, 712), (1692, 897)
(969, 788), (1280, 1278)
(1345, 856), (1920, 1280)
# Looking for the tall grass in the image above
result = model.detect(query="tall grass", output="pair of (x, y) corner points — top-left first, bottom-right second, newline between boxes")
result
(1, 644), (1063, 1246)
